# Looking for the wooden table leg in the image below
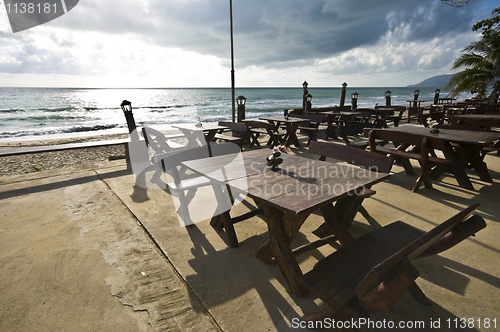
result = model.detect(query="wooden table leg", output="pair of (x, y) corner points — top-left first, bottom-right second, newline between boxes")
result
(258, 204), (308, 297)
(256, 210), (309, 264)
(210, 179), (238, 248)
(320, 203), (355, 246)
(285, 123), (301, 147)
(219, 211), (238, 248)
(431, 142), (475, 190)
(455, 143), (493, 183)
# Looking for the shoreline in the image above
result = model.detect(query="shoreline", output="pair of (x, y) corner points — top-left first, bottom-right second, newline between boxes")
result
(0, 127), (182, 176)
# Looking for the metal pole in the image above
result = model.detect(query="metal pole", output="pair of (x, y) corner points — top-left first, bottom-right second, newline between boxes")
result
(230, 0), (236, 122)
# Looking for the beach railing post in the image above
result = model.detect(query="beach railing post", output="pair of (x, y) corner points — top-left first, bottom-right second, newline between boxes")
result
(302, 81), (309, 114)
(434, 89), (440, 104)
(351, 92), (358, 111)
(385, 90), (392, 107)
(413, 90), (420, 108)
(120, 100), (138, 168)
(305, 94), (312, 112)
(120, 100), (137, 134)
(340, 82), (347, 111)
(237, 95), (247, 122)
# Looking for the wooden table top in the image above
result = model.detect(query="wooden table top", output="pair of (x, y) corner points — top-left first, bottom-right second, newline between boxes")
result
(182, 149), (389, 216)
(171, 124), (227, 131)
(259, 116), (307, 123)
(451, 114), (500, 121)
(384, 125), (500, 145)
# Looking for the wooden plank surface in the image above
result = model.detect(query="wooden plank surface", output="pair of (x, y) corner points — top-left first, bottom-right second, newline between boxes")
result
(385, 126), (500, 145)
(183, 150), (390, 215)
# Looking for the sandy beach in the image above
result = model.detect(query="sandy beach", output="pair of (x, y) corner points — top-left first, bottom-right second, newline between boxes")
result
(0, 129), (185, 176)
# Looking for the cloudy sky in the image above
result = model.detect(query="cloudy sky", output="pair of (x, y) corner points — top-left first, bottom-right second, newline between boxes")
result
(0, 0), (498, 88)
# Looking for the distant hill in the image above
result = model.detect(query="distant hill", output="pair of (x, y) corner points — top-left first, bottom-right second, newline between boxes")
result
(407, 74), (454, 88)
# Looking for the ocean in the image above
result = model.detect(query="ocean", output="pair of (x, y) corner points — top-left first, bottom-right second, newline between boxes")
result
(0, 87), (473, 141)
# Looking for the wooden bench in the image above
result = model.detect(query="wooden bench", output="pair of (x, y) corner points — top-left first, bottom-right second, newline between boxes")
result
(304, 111), (339, 139)
(367, 129), (452, 192)
(244, 120), (285, 147)
(297, 203), (486, 322)
(378, 106), (407, 127)
(213, 121), (248, 148)
(308, 141), (393, 237)
(337, 123), (381, 149)
(289, 114), (326, 145)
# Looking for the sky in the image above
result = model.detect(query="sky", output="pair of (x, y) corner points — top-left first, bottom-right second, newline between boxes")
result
(0, 0), (498, 88)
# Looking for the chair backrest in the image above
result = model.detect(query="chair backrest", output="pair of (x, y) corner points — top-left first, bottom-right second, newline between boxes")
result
(355, 203), (482, 297)
(142, 127), (210, 171)
(142, 127), (174, 154)
(309, 141), (393, 174)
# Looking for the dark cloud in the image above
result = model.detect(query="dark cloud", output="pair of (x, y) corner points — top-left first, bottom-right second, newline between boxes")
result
(55, 0), (482, 66)
(0, 0), (495, 84)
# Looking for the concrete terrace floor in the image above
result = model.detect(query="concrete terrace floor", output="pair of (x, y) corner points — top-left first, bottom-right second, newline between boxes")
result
(1, 125), (499, 331)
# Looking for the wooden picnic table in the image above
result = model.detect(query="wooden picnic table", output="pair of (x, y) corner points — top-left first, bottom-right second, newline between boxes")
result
(407, 100), (425, 107)
(182, 149), (390, 296)
(438, 97), (456, 104)
(383, 126), (500, 189)
(359, 108), (399, 128)
(331, 111), (365, 126)
(451, 114), (500, 128)
(259, 116), (308, 147)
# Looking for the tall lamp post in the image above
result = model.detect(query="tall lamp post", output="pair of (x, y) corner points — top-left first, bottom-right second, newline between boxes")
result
(229, 0), (236, 122)
(236, 95), (246, 122)
(385, 90), (392, 107)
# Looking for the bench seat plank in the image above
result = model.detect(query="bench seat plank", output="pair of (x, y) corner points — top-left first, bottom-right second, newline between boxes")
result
(297, 204), (486, 320)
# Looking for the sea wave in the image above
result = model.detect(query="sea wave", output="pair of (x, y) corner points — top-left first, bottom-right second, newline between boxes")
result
(3, 115), (86, 121)
(38, 106), (78, 112)
(0, 108), (26, 113)
(63, 124), (120, 133)
(0, 124), (122, 139)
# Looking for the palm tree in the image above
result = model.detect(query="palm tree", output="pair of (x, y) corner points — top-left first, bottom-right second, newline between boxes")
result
(445, 30), (500, 99)
(445, 7), (500, 100)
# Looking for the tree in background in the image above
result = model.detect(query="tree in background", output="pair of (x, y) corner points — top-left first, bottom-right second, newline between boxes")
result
(445, 7), (500, 99)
